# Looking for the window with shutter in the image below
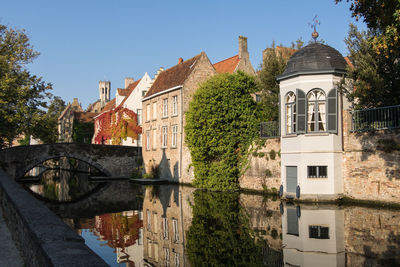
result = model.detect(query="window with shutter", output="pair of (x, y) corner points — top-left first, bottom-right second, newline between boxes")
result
(296, 89), (306, 133)
(327, 88), (338, 133)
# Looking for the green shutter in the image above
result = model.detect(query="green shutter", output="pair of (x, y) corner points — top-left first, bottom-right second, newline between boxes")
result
(327, 88), (338, 133)
(296, 89), (306, 133)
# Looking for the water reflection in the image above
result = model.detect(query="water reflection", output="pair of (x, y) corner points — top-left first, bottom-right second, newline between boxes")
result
(19, 171), (400, 266)
(21, 157), (105, 202)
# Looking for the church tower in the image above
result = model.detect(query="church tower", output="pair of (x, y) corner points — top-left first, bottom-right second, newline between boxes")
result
(99, 81), (111, 108)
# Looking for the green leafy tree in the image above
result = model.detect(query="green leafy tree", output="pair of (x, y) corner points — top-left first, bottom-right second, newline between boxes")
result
(337, 0), (400, 108)
(30, 96), (66, 143)
(185, 72), (261, 191)
(257, 43), (297, 121)
(186, 190), (267, 267)
(0, 24), (52, 147)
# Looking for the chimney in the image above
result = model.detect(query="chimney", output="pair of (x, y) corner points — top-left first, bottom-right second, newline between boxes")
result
(125, 77), (134, 89)
(154, 67), (165, 80)
(238, 35), (249, 60)
(178, 57), (184, 64)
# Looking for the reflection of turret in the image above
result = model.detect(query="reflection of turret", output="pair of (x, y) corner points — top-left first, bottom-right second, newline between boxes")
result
(282, 203), (345, 267)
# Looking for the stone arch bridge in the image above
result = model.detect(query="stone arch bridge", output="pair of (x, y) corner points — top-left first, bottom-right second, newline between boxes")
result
(0, 143), (142, 180)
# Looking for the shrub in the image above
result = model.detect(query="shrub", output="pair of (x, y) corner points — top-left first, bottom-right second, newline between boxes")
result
(269, 149), (276, 160)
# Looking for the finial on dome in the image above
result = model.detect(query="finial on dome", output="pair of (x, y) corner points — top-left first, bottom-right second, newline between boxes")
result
(309, 15), (320, 42)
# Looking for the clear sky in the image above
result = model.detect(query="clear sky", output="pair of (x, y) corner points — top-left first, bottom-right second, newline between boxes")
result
(1, 0), (366, 109)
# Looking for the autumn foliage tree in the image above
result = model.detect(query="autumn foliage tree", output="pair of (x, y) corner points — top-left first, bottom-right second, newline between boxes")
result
(94, 107), (141, 145)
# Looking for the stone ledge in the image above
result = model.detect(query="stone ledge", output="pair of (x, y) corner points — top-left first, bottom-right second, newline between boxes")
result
(0, 169), (108, 267)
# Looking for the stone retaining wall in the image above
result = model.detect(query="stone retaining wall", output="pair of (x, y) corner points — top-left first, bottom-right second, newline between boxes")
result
(0, 169), (107, 266)
(239, 138), (281, 192)
(343, 110), (400, 203)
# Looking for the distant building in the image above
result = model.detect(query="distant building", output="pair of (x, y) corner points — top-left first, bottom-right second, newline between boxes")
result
(58, 98), (84, 142)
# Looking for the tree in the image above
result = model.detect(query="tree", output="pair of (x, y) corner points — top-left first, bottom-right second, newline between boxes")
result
(336, 0), (400, 108)
(185, 72), (261, 191)
(30, 96), (66, 143)
(0, 24), (52, 147)
(257, 43), (297, 121)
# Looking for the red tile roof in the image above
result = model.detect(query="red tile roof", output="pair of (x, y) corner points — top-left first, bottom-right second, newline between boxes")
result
(213, 55), (240, 74)
(344, 56), (354, 69)
(117, 88), (129, 96)
(102, 98), (116, 112)
(144, 53), (203, 99)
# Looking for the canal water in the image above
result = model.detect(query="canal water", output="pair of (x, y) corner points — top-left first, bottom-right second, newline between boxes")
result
(20, 158), (400, 266)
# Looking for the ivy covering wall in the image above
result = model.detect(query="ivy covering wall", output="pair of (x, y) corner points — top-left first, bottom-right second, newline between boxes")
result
(185, 72), (261, 191)
(72, 120), (94, 144)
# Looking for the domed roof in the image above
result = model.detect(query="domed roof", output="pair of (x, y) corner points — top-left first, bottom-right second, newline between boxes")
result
(278, 43), (347, 81)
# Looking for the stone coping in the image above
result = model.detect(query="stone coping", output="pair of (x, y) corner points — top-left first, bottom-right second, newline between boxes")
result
(0, 169), (108, 267)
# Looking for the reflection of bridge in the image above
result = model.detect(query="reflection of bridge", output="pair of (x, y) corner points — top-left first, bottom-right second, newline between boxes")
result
(0, 143), (142, 179)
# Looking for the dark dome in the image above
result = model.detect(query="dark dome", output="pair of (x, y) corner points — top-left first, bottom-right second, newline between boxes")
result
(278, 43), (347, 80)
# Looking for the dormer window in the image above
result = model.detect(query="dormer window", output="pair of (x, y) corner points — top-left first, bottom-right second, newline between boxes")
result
(307, 89), (326, 132)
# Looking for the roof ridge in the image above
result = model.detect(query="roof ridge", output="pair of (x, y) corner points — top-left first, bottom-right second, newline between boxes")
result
(213, 54), (239, 65)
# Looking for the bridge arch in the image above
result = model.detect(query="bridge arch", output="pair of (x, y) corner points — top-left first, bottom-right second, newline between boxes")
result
(0, 143), (141, 180)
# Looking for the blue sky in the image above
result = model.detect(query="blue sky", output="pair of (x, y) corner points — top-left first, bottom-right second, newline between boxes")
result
(1, 0), (366, 108)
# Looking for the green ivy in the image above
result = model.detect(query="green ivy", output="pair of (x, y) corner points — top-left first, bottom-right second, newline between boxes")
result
(72, 120), (94, 144)
(186, 190), (267, 267)
(185, 72), (261, 191)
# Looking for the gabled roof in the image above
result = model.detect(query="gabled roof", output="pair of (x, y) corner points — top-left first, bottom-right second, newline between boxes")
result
(58, 103), (72, 120)
(213, 55), (240, 74)
(73, 112), (97, 123)
(102, 98), (116, 112)
(144, 53), (203, 99)
(117, 88), (129, 96)
(117, 79), (141, 108)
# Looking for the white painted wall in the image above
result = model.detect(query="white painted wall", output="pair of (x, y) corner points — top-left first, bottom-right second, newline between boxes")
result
(279, 74), (349, 197)
(121, 72), (153, 147)
(282, 205), (345, 267)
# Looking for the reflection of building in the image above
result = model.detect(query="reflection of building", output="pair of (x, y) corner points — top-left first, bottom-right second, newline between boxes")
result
(95, 210), (144, 266)
(282, 203), (345, 267)
(142, 185), (195, 267)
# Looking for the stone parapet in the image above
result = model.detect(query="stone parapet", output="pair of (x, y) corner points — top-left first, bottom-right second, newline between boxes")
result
(0, 169), (107, 266)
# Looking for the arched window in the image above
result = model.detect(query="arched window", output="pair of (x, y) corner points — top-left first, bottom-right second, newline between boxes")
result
(285, 92), (296, 134)
(307, 89), (326, 132)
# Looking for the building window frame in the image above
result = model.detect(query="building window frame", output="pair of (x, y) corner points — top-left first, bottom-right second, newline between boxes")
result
(162, 98), (168, 118)
(285, 91), (296, 134)
(172, 95), (178, 116)
(172, 125), (178, 148)
(307, 166), (327, 178)
(146, 104), (151, 122)
(137, 109), (142, 125)
(152, 128), (157, 150)
(172, 218), (179, 242)
(146, 130), (150, 150)
(162, 126), (168, 148)
(152, 102), (157, 120)
(307, 89), (326, 132)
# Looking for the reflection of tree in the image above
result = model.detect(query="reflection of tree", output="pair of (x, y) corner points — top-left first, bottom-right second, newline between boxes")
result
(96, 212), (143, 249)
(186, 190), (267, 267)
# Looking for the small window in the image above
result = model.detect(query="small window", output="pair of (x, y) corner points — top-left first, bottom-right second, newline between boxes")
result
(255, 94), (261, 103)
(137, 109), (142, 125)
(146, 104), (151, 121)
(163, 98), (168, 118)
(137, 133), (142, 146)
(142, 90), (147, 97)
(146, 130), (150, 150)
(172, 95), (178, 116)
(172, 218), (179, 242)
(153, 129), (157, 149)
(172, 125), (178, 148)
(162, 217), (169, 240)
(153, 102), (157, 120)
(164, 248), (170, 266)
(146, 209), (151, 231)
(309, 225), (329, 239)
(307, 166), (327, 178)
(162, 126), (168, 148)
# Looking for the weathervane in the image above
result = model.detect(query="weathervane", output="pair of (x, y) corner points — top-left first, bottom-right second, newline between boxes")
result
(309, 15), (320, 42)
